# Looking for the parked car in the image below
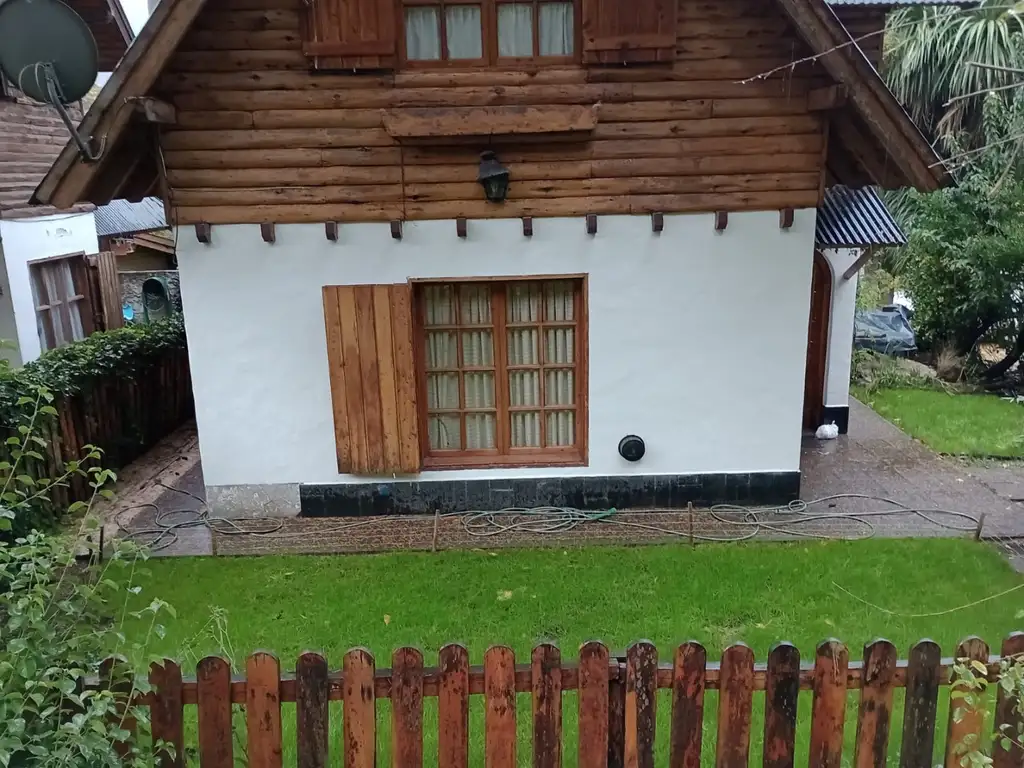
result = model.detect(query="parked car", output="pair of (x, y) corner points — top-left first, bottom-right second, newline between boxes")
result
(854, 308), (917, 355)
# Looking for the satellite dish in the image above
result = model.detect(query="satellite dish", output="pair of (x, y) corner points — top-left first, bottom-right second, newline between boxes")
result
(0, 0), (102, 160)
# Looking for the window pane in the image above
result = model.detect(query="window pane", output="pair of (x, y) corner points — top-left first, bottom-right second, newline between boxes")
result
(428, 414), (461, 450)
(466, 412), (496, 449)
(507, 328), (538, 365)
(426, 373), (460, 409)
(507, 282), (541, 323)
(425, 331), (459, 369)
(509, 370), (540, 406)
(406, 6), (441, 60)
(545, 368), (574, 405)
(461, 330), (493, 367)
(498, 4), (534, 57)
(546, 410), (575, 446)
(446, 5), (482, 59)
(544, 327), (573, 365)
(464, 371), (495, 409)
(423, 283), (455, 325)
(539, 2), (573, 55)
(544, 280), (574, 321)
(510, 411), (541, 447)
(459, 284), (491, 324)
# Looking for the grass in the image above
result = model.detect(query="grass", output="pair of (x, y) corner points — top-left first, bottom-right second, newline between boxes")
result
(131, 539), (1024, 767)
(854, 386), (1024, 457)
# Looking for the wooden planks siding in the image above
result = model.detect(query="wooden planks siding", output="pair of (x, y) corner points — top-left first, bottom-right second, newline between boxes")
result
(831, 6), (886, 70)
(159, 0), (830, 224)
(322, 283), (421, 476)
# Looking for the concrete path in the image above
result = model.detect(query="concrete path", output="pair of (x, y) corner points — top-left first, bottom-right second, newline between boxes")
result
(106, 399), (1024, 557)
(801, 398), (1024, 546)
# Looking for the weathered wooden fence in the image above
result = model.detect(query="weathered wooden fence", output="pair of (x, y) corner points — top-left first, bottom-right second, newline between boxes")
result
(126, 634), (1024, 768)
(34, 347), (193, 504)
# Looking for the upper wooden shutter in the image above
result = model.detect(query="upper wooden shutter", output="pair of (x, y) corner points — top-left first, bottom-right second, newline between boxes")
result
(323, 284), (421, 475)
(303, 0), (397, 69)
(581, 0), (677, 64)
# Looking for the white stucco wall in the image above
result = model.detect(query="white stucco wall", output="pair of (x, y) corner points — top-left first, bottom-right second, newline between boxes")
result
(821, 247), (859, 408)
(0, 211), (99, 364)
(176, 212), (817, 487)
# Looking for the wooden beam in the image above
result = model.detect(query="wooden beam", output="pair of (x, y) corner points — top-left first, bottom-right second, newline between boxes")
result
(842, 247), (876, 280)
(391, 220), (403, 240)
(382, 106), (598, 139)
(133, 97), (177, 125)
(586, 214), (597, 235)
(325, 222), (339, 241)
(714, 211), (728, 232)
(770, 0), (945, 191)
(456, 218), (467, 238)
(833, 120), (904, 188)
(651, 212), (664, 233)
(779, 208), (794, 229)
(195, 223), (211, 244)
(522, 216), (533, 237)
(807, 86), (846, 112)
(261, 222), (276, 243)
(34, 0), (211, 207)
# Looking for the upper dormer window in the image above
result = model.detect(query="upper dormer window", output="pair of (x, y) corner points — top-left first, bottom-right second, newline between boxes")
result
(401, 0), (576, 65)
(302, 0), (672, 70)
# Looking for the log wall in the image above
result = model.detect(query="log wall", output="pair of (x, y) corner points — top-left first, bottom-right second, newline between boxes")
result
(832, 6), (886, 70)
(158, 0), (834, 224)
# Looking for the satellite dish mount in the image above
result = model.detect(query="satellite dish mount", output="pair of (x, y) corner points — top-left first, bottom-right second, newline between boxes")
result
(0, 0), (103, 162)
(37, 62), (102, 161)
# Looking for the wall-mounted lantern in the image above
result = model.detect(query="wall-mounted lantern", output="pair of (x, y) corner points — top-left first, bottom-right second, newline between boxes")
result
(478, 150), (510, 203)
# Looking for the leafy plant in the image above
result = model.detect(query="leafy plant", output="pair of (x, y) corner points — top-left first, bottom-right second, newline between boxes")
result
(0, 383), (173, 767)
(949, 654), (1024, 768)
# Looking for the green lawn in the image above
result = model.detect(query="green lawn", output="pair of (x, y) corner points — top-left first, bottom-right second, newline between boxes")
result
(131, 539), (1024, 767)
(854, 386), (1024, 457)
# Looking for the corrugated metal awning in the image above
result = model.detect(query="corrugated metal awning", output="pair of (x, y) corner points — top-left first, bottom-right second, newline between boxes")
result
(816, 186), (906, 248)
(827, 0), (968, 5)
(94, 197), (167, 237)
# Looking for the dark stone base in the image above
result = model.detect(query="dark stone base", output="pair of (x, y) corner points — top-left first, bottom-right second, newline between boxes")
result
(299, 471), (801, 517)
(821, 405), (850, 434)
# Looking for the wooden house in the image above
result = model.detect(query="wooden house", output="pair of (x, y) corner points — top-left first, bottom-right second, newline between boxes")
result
(0, 0), (132, 365)
(33, 0), (950, 516)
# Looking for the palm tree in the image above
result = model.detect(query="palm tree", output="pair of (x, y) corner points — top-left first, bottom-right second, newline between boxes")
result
(884, 0), (1024, 149)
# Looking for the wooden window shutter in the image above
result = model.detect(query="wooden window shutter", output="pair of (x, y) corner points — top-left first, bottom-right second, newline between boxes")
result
(303, 0), (397, 69)
(323, 284), (421, 475)
(581, 0), (677, 64)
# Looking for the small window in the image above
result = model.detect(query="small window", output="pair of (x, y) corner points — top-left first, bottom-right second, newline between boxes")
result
(404, 1), (485, 62)
(401, 0), (575, 65)
(29, 254), (93, 352)
(415, 277), (586, 468)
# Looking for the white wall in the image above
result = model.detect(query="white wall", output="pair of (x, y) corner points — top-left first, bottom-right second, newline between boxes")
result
(821, 247), (859, 407)
(176, 212), (817, 487)
(0, 212), (99, 364)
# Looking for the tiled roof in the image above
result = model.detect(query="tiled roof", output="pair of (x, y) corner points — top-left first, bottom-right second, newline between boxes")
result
(816, 185), (906, 248)
(94, 197), (167, 236)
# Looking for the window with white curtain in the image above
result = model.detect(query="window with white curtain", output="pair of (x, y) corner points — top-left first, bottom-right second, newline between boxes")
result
(416, 278), (585, 467)
(403, 0), (575, 63)
(29, 254), (93, 352)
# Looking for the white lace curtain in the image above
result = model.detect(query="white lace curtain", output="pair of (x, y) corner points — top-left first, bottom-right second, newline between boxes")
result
(406, 1), (573, 60)
(423, 282), (575, 453)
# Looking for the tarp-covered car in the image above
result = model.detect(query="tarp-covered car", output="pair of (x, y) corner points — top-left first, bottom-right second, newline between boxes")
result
(854, 309), (917, 355)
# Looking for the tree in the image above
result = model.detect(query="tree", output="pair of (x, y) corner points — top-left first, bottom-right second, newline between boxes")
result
(885, 0), (1024, 149)
(899, 166), (1024, 377)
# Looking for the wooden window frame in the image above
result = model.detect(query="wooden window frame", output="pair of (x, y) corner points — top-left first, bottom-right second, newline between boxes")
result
(399, 0), (581, 68)
(412, 274), (588, 470)
(28, 252), (95, 352)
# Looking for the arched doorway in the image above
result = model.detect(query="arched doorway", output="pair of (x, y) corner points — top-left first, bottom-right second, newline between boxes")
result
(803, 251), (832, 430)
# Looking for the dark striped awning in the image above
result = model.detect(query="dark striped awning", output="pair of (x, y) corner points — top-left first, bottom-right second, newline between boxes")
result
(815, 186), (906, 249)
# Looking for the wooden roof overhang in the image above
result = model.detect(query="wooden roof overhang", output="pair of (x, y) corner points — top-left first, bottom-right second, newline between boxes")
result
(32, 0), (951, 211)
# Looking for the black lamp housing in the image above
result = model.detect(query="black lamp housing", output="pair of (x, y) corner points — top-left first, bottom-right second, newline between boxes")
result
(478, 150), (510, 203)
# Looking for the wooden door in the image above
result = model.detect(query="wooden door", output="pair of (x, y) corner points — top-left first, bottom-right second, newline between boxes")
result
(802, 251), (832, 430)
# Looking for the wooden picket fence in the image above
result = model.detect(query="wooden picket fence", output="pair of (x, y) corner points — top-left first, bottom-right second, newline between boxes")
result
(119, 634), (1024, 768)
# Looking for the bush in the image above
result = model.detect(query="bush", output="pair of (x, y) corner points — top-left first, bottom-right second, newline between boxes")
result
(851, 349), (946, 393)
(0, 315), (186, 426)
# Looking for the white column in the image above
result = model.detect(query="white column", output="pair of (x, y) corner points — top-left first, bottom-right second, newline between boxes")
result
(821, 247), (861, 408)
